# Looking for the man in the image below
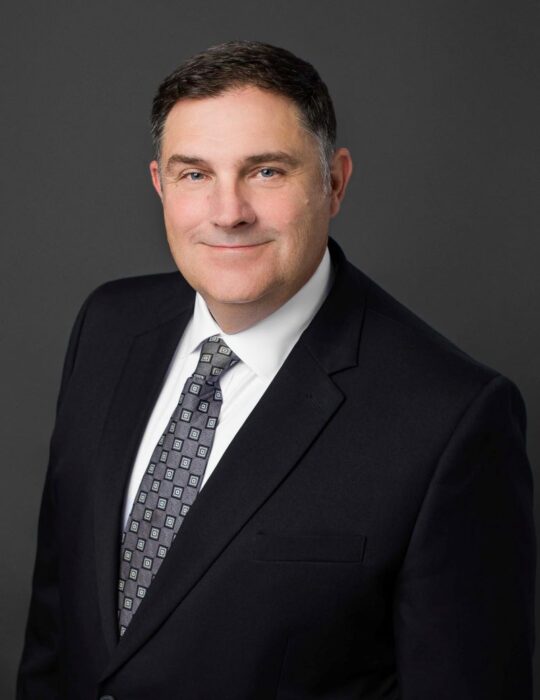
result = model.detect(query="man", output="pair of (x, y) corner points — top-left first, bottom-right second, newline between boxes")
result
(17, 40), (535, 699)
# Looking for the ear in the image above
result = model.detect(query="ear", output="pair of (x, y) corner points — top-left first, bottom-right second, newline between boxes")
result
(149, 160), (163, 200)
(328, 148), (353, 218)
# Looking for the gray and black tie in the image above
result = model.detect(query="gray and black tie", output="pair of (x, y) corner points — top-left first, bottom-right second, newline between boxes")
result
(117, 334), (240, 636)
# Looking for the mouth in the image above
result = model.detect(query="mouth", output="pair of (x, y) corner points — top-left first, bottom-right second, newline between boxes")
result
(203, 241), (270, 250)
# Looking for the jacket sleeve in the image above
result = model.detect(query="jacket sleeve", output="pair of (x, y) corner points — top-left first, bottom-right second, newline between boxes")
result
(16, 291), (95, 699)
(393, 374), (536, 699)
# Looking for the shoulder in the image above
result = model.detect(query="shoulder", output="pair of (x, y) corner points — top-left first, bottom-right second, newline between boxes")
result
(81, 270), (195, 334)
(339, 260), (528, 478)
(364, 267), (496, 378)
(342, 258), (518, 418)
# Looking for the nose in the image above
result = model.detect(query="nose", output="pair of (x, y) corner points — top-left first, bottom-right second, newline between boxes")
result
(209, 180), (256, 229)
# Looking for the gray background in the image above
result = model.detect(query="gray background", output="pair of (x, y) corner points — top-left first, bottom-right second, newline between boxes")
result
(2, 0), (539, 695)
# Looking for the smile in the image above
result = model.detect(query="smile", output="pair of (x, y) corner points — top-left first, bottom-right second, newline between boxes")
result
(204, 242), (270, 250)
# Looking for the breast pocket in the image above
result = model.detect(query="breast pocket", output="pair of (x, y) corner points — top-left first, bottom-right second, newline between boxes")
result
(252, 531), (367, 563)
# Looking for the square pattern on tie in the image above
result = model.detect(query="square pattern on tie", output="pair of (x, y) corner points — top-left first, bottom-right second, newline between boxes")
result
(117, 335), (240, 635)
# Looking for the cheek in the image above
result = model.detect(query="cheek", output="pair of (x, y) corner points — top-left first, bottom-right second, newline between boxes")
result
(163, 192), (206, 237)
(255, 190), (311, 230)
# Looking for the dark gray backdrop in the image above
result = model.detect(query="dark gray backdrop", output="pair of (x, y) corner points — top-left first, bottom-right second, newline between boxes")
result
(2, 1), (539, 696)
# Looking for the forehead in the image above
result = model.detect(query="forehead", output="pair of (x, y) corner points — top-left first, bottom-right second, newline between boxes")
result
(160, 86), (315, 158)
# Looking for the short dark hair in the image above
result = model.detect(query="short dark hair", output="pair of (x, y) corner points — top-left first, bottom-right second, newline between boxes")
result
(150, 40), (337, 189)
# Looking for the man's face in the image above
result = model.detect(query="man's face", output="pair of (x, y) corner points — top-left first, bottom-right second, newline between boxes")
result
(150, 86), (349, 319)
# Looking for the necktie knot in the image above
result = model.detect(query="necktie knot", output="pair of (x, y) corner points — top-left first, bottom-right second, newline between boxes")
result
(194, 335), (240, 385)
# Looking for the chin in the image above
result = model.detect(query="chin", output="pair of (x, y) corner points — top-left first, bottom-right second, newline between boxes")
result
(201, 282), (272, 307)
(207, 291), (264, 305)
(198, 274), (271, 302)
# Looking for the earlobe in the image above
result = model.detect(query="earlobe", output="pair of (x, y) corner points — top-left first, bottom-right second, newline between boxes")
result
(150, 160), (163, 200)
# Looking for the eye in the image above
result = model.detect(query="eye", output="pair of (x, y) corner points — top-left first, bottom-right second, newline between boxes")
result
(258, 167), (280, 178)
(183, 171), (206, 182)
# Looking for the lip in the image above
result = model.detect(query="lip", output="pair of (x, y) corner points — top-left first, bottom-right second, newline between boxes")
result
(204, 242), (270, 250)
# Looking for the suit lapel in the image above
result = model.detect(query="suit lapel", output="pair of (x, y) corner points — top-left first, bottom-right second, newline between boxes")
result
(100, 340), (345, 679)
(93, 305), (193, 655)
(97, 237), (369, 681)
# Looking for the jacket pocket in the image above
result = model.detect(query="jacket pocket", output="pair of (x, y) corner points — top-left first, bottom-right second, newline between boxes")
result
(252, 531), (367, 563)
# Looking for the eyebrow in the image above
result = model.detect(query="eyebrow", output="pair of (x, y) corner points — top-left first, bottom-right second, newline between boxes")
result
(165, 151), (301, 174)
(243, 152), (301, 168)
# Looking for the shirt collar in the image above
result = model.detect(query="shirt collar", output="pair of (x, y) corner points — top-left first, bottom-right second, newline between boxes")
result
(182, 246), (334, 380)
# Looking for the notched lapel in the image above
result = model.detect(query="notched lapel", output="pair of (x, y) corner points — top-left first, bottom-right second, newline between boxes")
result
(100, 340), (345, 681)
(93, 309), (192, 655)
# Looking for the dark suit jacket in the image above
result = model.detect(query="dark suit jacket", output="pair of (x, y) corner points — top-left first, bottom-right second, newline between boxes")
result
(17, 237), (535, 699)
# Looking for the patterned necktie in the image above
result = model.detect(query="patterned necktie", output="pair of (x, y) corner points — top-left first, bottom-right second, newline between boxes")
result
(117, 334), (240, 636)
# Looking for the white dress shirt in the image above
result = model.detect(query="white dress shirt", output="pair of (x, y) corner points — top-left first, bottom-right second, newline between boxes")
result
(122, 246), (334, 528)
